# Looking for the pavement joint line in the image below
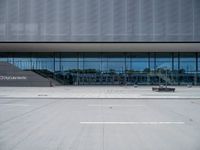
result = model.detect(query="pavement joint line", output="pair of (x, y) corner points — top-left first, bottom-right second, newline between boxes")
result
(0, 104), (30, 107)
(88, 104), (145, 107)
(0, 97), (200, 100)
(80, 121), (185, 125)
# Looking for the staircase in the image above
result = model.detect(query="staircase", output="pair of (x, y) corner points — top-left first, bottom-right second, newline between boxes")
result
(157, 72), (174, 85)
(32, 69), (62, 86)
(149, 71), (176, 85)
(0, 62), (51, 87)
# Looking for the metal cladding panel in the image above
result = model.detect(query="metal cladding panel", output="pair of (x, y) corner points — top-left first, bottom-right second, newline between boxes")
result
(0, 43), (200, 52)
(0, 0), (199, 42)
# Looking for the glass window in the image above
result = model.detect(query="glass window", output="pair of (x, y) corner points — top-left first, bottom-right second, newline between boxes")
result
(130, 61), (149, 72)
(127, 53), (149, 72)
(55, 61), (61, 72)
(82, 53), (101, 62)
(107, 61), (125, 73)
(149, 53), (155, 71)
(84, 61), (101, 71)
(61, 61), (78, 72)
(102, 61), (107, 73)
(55, 53), (61, 72)
(14, 61), (32, 70)
(13, 53), (31, 61)
(60, 53), (78, 61)
(173, 53), (179, 71)
(198, 53), (200, 72)
(100, 53), (126, 73)
(155, 53), (172, 70)
(32, 61), (54, 71)
(0, 53), (13, 62)
(32, 53), (54, 61)
(31, 53), (54, 72)
(180, 53), (196, 73)
(80, 53), (102, 73)
(13, 53), (31, 70)
(102, 53), (125, 62)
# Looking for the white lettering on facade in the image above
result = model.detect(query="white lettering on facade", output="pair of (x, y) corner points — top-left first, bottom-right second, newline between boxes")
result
(0, 76), (27, 80)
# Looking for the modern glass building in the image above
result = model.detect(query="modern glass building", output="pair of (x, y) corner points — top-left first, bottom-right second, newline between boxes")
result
(0, 0), (200, 86)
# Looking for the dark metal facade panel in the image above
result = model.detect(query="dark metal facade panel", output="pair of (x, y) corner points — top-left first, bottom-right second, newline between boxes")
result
(0, 43), (200, 52)
(0, 0), (200, 42)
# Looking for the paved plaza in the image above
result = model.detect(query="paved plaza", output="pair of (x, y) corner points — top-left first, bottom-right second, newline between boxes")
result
(0, 86), (200, 150)
(0, 86), (200, 99)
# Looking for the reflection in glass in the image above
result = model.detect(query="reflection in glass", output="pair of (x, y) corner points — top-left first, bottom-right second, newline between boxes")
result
(156, 53), (172, 71)
(180, 53), (196, 73)
(0, 52), (199, 85)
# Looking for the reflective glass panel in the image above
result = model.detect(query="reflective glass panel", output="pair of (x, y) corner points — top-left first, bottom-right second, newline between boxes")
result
(127, 53), (149, 72)
(180, 53), (196, 73)
(61, 61), (78, 72)
(155, 53), (172, 70)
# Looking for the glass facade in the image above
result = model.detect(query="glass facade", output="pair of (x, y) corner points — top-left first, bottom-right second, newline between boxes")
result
(0, 52), (199, 85)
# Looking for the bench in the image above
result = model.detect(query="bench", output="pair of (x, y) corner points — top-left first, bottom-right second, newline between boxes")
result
(152, 87), (175, 92)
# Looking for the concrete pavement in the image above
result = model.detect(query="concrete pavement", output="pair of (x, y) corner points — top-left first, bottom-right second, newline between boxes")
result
(0, 86), (200, 99)
(0, 98), (200, 150)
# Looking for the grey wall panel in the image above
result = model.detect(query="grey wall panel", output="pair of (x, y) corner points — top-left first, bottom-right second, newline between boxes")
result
(194, 0), (200, 40)
(0, 0), (6, 40)
(85, 0), (99, 38)
(113, 0), (127, 41)
(0, 0), (199, 41)
(154, 0), (166, 41)
(100, 0), (113, 41)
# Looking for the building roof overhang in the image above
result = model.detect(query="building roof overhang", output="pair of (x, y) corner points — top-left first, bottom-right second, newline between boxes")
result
(0, 42), (200, 52)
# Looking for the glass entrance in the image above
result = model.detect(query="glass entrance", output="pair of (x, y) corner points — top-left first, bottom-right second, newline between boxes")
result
(0, 52), (199, 85)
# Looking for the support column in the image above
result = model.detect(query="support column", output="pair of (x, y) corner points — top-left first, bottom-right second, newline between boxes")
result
(147, 52), (151, 85)
(195, 52), (198, 85)
(178, 53), (180, 86)
(53, 52), (55, 76)
(172, 52), (174, 85)
(124, 52), (127, 85)
(77, 52), (80, 85)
